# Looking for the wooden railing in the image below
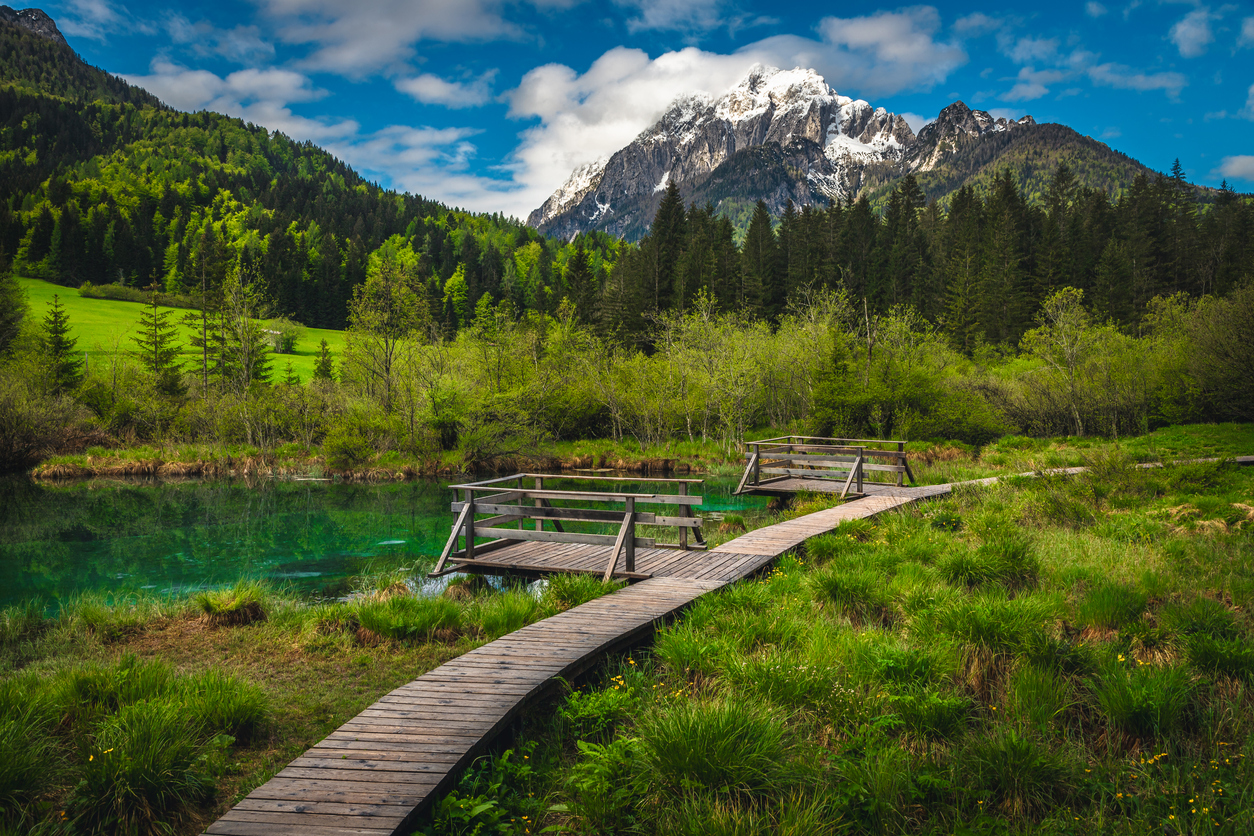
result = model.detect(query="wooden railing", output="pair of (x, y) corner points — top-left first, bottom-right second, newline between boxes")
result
(735, 436), (916, 496)
(430, 474), (706, 582)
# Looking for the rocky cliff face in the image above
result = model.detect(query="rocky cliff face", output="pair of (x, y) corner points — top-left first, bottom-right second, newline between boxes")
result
(0, 6), (68, 46)
(529, 66), (1034, 241)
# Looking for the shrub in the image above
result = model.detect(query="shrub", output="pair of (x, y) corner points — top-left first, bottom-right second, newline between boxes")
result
(1076, 584), (1148, 630)
(68, 701), (217, 835)
(196, 580), (268, 627)
(962, 730), (1073, 818)
(1093, 663), (1195, 740)
(323, 425), (373, 471)
(637, 699), (790, 795)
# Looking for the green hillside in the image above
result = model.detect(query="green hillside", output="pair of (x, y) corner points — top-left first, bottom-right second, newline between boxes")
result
(16, 276), (347, 382)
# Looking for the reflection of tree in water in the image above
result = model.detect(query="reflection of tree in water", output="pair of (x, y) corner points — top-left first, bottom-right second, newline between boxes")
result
(0, 477), (456, 606)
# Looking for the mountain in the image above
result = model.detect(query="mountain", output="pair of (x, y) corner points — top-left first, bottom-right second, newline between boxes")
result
(528, 66), (924, 240)
(0, 5), (65, 46)
(527, 65), (1179, 240)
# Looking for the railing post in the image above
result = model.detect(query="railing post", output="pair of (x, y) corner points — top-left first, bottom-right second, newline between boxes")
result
(624, 497), (635, 573)
(858, 447), (864, 494)
(897, 442), (905, 486)
(753, 443), (760, 486)
(463, 488), (475, 560)
(678, 484), (688, 550)
(535, 476), (544, 531)
(517, 475), (525, 529)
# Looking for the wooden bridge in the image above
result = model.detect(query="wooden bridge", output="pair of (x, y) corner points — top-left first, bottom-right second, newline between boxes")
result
(736, 436), (919, 498)
(203, 472), (939, 836)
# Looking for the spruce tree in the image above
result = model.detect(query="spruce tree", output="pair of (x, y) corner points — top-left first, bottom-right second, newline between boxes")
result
(0, 264), (25, 355)
(740, 200), (780, 318)
(42, 294), (82, 394)
(313, 338), (335, 381)
(133, 292), (185, 396)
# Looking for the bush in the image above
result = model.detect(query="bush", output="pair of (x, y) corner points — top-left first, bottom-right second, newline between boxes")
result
(638, 699), (790, 795)
(323, 424), (373, 471)
(68, 700), (218, 835)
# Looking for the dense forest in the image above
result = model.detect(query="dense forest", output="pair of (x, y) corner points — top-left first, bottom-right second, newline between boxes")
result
(0, 16), (1251, 473)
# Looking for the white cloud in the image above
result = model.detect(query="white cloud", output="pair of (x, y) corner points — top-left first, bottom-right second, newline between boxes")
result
(1214, 155), (1254, 181)
(164, 15), (275, 64)
(1239, 17), (1254, 48)
(987, 107), (1027, 121)
(951, 12), (1003, 36)
(614, 0), (725, 33)
(1087, 63), (1188, 97)
(56, 0), (131, 40)
(899, 112), (932, 132)
(751, 6), (967, 98)
(124, 60), (357, 142)
(1086, 2), (1108, 17)
(1242, 82), (1254, 119)
(254, 0), (527, 75)
(1169, 8), (1216, 58)
(1004, 66), (1067, 101)
(395, 71), (497, 108)
(999, 35), (1059, 64)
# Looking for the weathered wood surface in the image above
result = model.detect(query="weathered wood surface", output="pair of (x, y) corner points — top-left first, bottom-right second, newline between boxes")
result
(205, 485), (941, 836)
(204, 576), (724, 836)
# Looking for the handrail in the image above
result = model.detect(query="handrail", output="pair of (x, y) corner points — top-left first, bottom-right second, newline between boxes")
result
(737, 436), (915, 493)
(431, 473), (706, 580)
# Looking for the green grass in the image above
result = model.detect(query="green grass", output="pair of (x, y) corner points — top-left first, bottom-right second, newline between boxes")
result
(16, 276), (347, 382)
(424, 457), (1254, 835)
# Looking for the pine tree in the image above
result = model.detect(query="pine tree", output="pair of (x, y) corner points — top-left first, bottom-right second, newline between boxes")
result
(740, 200), (780, 318)
(42, 294), (82, 394)
(132, 292), (185, 396)
(313, 338), (335, 381)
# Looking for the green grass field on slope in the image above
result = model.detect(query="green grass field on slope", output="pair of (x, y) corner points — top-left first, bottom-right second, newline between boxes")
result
(16, 277), (348, 382)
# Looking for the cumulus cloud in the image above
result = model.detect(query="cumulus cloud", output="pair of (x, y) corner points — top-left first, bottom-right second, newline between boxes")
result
(395, 71), (497, 108)
(1214, 155), (1254, 181)
(164, 15), (275, 64)
(1085, 2), (1107, 17)
(124, 59), (358, 141)
(750, 6), (967, 98)
(899, 112), (933, 132)
(1169, 7), (1216, 58)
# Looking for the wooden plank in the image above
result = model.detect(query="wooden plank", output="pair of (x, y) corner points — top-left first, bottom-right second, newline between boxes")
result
(471, 527), (656, 549)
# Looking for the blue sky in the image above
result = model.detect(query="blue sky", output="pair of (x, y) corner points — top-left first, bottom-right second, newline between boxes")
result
(41, 0), (1254, 218)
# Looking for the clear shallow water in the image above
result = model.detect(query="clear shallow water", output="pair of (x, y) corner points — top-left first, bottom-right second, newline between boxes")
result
(0, 474), (766, 607)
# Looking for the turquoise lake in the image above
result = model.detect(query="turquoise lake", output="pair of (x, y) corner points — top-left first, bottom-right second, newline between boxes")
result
(0, 474), (766, 607)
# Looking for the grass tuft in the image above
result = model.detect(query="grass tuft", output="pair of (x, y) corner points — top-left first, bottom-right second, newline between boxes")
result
(196, 580), (269, 627)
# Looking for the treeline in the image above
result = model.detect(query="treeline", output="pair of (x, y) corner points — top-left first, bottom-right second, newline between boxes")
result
(609, 164), (1252, 347)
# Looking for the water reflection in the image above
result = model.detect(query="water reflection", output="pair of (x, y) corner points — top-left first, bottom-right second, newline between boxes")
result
(0, 473), (765, 607)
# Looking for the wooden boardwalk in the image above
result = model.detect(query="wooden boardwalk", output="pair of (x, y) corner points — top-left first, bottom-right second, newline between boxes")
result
(204, 488), (938, 836)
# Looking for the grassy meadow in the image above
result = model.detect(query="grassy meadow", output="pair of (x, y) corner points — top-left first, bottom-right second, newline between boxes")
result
(413, 454), (1254, 835)
(16, 277), (348, 383)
